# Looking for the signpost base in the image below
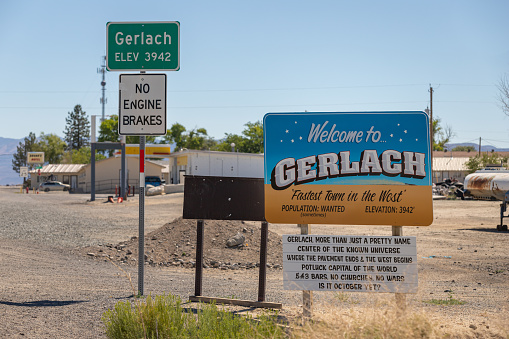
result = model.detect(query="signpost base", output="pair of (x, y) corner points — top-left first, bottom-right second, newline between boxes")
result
(299, 223), (313, 320)
(392, 226), (407, 311)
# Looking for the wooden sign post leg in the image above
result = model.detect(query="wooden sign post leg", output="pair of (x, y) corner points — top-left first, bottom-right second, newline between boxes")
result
(195, 220), (204, 297)
(258, 221), (268, 302)
(392, 226), (406, 311)
(299, 223), (313, 320)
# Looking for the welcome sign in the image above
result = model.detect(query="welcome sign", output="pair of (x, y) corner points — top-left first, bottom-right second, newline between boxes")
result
(263, 112), (432, 226)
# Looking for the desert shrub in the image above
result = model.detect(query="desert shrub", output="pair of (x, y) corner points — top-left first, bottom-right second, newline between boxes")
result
(102, 293), (285, 339)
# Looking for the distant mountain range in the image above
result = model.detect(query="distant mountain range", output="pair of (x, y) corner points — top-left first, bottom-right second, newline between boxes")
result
(445, 143), (509, 152)
(0, 137), (23, 185)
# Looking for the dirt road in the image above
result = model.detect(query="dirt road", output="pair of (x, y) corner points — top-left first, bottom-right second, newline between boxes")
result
(0, 187), (508, 338)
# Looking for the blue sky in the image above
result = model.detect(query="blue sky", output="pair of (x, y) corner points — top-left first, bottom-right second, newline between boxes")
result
(1, 0), (508, 148)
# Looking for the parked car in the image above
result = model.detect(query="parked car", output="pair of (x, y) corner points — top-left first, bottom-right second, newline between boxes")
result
(39, 181), (71, 192)
(145, 176), (165, 187)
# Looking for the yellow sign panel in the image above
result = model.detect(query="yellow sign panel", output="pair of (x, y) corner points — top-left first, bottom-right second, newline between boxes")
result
(123, 144), (171, 156)
(27, 152), (44, 164)
(177, 156), (188, 166)
(265, 184), (433, 226)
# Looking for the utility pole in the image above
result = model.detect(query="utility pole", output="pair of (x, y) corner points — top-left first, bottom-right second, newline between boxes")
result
(97, 56), (107, 123)
(479, 137), (481, 157)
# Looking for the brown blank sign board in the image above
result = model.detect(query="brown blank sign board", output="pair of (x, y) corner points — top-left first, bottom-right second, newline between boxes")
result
(183, 175), (265, 221)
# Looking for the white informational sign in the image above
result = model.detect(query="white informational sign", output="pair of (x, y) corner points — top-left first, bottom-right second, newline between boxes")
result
(19, 167), (28, 178)
(283, 235), (418, 293)
(119, 73), (167, 136)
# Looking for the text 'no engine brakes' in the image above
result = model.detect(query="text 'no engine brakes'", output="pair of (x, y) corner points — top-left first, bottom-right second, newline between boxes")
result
(118, 73), (167, 136)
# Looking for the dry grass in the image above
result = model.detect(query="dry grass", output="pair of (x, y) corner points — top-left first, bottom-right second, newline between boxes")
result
(292, 307), (436, 338)
(289, 299), (509, 339)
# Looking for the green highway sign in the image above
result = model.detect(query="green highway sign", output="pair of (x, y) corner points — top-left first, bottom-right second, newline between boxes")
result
(106, 21), (180, 71)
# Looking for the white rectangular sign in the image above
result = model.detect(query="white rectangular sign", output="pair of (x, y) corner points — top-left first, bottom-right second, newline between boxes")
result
(283, 235), (418, 293)
(119, 73), (167, 135)
(19, 167), (28, 178)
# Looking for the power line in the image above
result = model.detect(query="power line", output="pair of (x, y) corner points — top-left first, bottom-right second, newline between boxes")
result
(435, 100), (496, 104)
(0, 100), (430, 110)
(440, 83), (495, 87)
(0, 83), (429, 94)
(0, 83), (497, 95)
(482, 138), (509, 144)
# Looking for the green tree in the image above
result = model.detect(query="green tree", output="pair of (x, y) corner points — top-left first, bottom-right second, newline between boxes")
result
(160, 123), (216, 151)
(451, 145), (476, 152)
(433, 117), (453, 151)
(184, 128), (209, 150)
(216, 121), (264, 153)
(64, 104), (90, 150)
(216, 133), (246, 152)
(98, 115), (156, 156)
(465, 152), (508, 173)
(201, 137), (219, 150)
(12, 132), (39, 175)
(62, 147), (106, 164)
(240, 121), (263, 153)
(37, 133), (67, 164)
(97, 115), (119, 156)
(160, 123), (186, 150)
(98, 115), (120, 143)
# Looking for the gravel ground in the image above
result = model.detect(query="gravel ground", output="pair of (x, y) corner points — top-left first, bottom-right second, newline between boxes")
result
(1, 186), (509, 338)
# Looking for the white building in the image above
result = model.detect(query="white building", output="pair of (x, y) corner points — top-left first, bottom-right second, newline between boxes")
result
(432, 157), (470, 184)
(163, 150), (264, 184)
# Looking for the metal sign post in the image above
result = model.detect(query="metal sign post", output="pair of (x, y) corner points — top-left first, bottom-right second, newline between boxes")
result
(138, 135), (145, 295)
(107, 21), (178, 297)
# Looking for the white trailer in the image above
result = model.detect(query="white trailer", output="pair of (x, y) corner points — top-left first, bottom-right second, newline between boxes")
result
(169, 150), (263, 184)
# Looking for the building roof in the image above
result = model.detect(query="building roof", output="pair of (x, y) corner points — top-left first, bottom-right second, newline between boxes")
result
(433, 151), (509, 158)
(432, 157), (470, 171)
(29, 163), (86, 174)
(169, 149), (264, 158)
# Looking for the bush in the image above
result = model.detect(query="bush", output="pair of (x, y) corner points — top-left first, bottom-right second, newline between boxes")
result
(102, 294), (285, 339)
